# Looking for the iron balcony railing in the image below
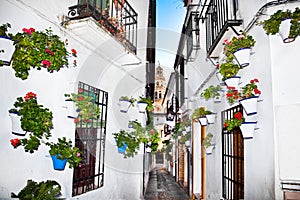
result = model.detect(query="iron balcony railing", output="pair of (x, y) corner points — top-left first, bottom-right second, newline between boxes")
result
(68, 0), (138, 54)
(201, 0), (242, 56)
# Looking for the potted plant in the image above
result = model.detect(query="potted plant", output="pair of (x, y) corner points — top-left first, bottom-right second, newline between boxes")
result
(223, 32), (256, 67)
(9, 92), (53, 153)
(223, 111), (245, 131)
(113, 129), (141, 158)
(226, 79), (261, 115)
(12, 179), (61, 200)
(46, 137), (82, 170)
(65, 92), (100, 125)
(219, 61), (241, 89)
(200, 85), (223, 103)
(4, 24), (77, 80)
(119, 96), (136, 113)
(0, 23), (15, 66)
(261, 7), (300, 43)
(191, 107), (214, 126)
(137, 96), (153, 113)
(203, 132), (214, 155)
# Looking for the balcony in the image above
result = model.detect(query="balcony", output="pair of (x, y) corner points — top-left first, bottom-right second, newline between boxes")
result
(67, 0), (138, 55)
(200, 0), (243, 58)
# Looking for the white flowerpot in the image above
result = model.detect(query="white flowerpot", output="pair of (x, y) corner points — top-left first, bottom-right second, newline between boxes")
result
(239, 96), (259, 115)
(185, 126), (191, 132)
(137, 102), (148, 113)
(0, 36), (15, 65)
(206, 113), (216, 124)
(198, 117), (207, 126)
(224, 76), (241, 89)
(119, 99), (131, 113)
(205, 144), (215, 155)
(214, 90), (223, 103)
(146, 146), (152, 153)
(64, 100), (77, 118)
(216, 71), (225, 85)
(9, 112), (25, 136)
(234, 48), (251, 68)
(279, 19), (295, 43)
(185, 140), (190, 147)
(240, 122), (257, 139)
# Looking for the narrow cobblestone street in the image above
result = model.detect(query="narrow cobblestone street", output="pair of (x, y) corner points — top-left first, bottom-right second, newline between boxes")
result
(144, 167), (190, 200)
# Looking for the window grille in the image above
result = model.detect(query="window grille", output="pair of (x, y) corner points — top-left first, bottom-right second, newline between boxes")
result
(222, 104), (244, 199)
(72, 82), (108, 196)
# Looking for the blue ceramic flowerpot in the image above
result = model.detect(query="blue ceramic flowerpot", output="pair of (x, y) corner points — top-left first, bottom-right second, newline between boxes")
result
(50, 154), (67, 170)
(117, 143), (127, 154)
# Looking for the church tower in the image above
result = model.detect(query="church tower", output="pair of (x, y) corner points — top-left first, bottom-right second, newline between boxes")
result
(153, 64), (166, 113)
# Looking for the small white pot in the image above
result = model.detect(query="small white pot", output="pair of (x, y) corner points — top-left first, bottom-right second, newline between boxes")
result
(198, 117), (207, 126)
(119, 99), (131, 113)
(240, 122), (257, 139)
(239, 96), (259, 115)
(224, 76), (241, 89)
(0, 36), (15, 65)
(279, 19), (295, 43)
(205, 144), (215, 155)
(185, 140), (190, 147)
(206, 113), (216, 124)
(234, 47), (251, 68)
(9, 112), (25, 136)
(137, 102), (148, 113)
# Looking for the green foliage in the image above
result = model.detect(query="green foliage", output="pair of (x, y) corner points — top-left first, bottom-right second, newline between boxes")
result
(191, 107), (213, 119)
(200, 85), (222, 100)
(9, 92), (53, 153)
(17, 179), (61, 200)
(261, 7), (300, 39)
(120, 96), (137, 106)
(65, 93), (100, 123)
(179, 132), (191, 144)
(46, 137), (82, 168)
(219, 61), (240, 80)
(138, 96), (154, 112)
(0, 23), (77, 79)
(203, 133), (213, 149)
(114, 129), (141, 158)
(223, 33), (256, 61)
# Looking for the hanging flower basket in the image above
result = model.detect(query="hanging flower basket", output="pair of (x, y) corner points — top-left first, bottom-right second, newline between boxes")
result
(233, 47), (251, 68)
(0, 36), (15, 65)
(50, 154), (68, 170)
(9, 112), (26, 136)
(224, 76), (241, 89)
(198, 117), (207, 126)
(240, 121), (257, 139)
(137, 102), (148, 113)
(279, 19), (295, 43)
(239, 96), (259, 115)
(206, 113), (216, 124)
(205, 144), (215, 155)
(119, 99), (132, 113)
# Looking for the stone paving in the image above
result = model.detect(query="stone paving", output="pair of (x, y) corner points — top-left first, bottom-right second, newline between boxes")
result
(144, 167), (190, 200)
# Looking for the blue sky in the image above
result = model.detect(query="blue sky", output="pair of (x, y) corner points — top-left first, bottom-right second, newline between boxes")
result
(156, 0), (186, 76)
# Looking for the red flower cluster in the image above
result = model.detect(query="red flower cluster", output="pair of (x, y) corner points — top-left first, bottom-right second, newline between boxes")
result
(77, 96), (85, 101)
(24, 92), (36, 101)
(45, 48), (54, 56)
(22, 27), (35, 35)
(10, 138), (20, 147)
(234, 112), (243, 121)
(41, 60), (51, 68)
(71, 49), (77, 56)
(226, 87), (241, 105)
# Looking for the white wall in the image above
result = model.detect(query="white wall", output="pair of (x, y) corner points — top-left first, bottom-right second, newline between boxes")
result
(0, 0), (149, 199)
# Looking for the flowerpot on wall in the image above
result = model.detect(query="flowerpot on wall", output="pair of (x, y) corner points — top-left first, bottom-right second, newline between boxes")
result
(9, 112), (25, 136)
(137, 102), (148, 113)
(205, 144), (215, 155)
(185, 140), (190, 147)
(279, 19), (295, 43)
(239, 96), (259, 115)
(50, 154), (67, 170)
(214, 90), (224, 103)
(198, 117), (207, 126)
(206, 113), (216, 124)
(117, 142), (127, 154)
(233, 48), (251, 68)
(240, 121), (257, 139)
(0, 36), (15, 65)
(64, 100), (77, 119)
(216, 72), (225, 85)
(119, 99), (131, 113)
(224, 76), (241, 89)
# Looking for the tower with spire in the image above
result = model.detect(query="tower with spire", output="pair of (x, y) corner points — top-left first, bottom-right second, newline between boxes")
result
(153, 63), (166, 113)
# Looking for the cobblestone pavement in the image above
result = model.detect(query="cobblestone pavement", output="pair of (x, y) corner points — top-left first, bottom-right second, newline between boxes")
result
(144, 167), (190, 200)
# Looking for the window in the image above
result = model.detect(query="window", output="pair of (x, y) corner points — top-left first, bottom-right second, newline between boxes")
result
(72, 82), (108, 196)
(222, 104), (244, 199)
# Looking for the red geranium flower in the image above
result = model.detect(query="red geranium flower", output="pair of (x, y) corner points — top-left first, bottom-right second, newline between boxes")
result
(24, 92), (37, 101)
(74, 118), (79, 123)
(10, 138), (20, 147)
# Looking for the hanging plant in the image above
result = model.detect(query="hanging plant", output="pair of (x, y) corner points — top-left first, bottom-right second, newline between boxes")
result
(0, 23), (77, 80)
(9, 92), (53, 153)
(223, 112), (245, 131)
(200, 85), (222, 101)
